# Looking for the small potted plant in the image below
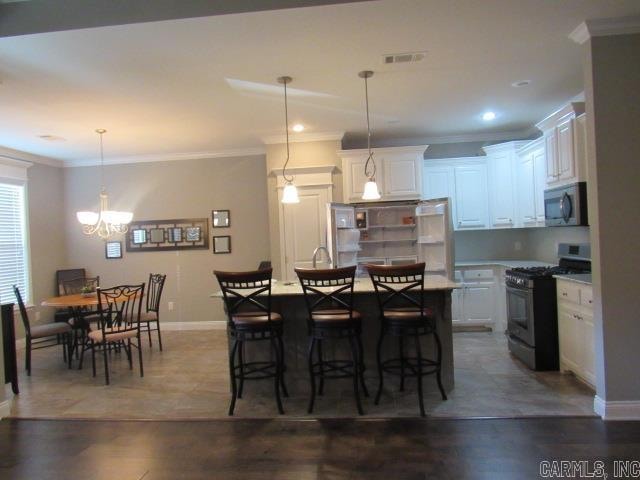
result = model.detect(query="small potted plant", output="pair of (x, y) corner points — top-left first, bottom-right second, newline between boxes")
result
(80, 285), (96, 298)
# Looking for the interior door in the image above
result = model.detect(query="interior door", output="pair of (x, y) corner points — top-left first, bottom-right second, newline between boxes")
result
(281, 186), (330, 281)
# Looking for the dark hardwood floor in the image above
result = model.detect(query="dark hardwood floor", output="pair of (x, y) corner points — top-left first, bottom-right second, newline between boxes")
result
(1, 417), (639, 479)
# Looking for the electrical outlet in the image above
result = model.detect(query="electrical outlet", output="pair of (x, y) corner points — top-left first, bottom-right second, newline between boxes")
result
(168, 302), (174, 311)
(514, 241), (522, 251)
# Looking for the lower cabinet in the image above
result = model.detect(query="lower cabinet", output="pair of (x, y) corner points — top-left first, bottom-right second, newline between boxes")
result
(556, 279), (595, 387)
(452, 267), (497, 328)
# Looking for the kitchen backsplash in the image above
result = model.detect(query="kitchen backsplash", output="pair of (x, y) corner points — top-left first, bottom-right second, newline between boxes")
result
(455, 226), (591, 263)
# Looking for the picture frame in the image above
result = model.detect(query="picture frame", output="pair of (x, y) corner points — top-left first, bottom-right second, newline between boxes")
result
(213, 235), (231, 254)
(132, 229), (147, 244)
(212, 210), (230, 228)
(167, 227), (182, 243)
(185, 226), (201, 242)
(105, 241), (122, 259)
(149, 228), (165, 244)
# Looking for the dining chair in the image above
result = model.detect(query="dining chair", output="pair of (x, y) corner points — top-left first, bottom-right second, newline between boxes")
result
(62, 276), (101, 324)
(133, 273), (166, 351)
(215, 268), (287, 415)
(54, 268), (86, 324)
(79, 284), (145, 385)
(367, 263), (447, 417)
(295, 265), (369, 415)
(13, 285), (73, 375)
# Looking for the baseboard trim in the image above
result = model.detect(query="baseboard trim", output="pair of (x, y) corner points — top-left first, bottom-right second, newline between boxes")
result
(162, 321), (226, 331)
(594, 395), (640, 420)
(0, 399), (11, 419)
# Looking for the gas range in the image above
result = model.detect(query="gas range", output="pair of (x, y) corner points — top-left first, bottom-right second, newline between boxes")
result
(505, 243), (591, 371)
(505, 266), (579, 288)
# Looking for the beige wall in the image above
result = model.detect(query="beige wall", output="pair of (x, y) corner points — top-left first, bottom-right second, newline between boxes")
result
(63, 155), (270, 324)
(24, 163), (67, 334)
(265, 139), (343, 278)
(584, 33), (640, 403)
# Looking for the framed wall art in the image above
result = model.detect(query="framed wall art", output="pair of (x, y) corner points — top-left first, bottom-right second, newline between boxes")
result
(213, 235), (231, 254)
(212, 210), (230, 228)
(126, 218), (209, 252)
(105, 241), (123, 259)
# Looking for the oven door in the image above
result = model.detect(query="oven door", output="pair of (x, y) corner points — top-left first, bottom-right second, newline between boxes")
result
(506, 285), (535, 347)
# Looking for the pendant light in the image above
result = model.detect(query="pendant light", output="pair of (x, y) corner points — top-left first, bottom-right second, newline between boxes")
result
(278, 76), (300, 204)
(359, 70), (381, 200)
(76, 129), (133, 239)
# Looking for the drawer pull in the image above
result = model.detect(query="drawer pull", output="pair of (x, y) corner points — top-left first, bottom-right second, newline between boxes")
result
(562, 292), (568, 296)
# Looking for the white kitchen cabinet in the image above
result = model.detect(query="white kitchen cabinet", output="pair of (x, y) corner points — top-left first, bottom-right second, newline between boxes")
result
(339, 146), (427, 203)
(556, 279), (595, 388)
(532, 146), (547, 224)
(382, 155), (423, 199)
(453, 164), (489, 230)
(536, 102), (586, 188)
(483, 142), (527, 229)
(516, 138), (546, 227)
(453, 267), (497, 328)
(423, 165), (454, 201)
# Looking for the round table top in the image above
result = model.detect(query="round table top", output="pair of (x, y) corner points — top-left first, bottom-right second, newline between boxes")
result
(41, 293), (134, 308)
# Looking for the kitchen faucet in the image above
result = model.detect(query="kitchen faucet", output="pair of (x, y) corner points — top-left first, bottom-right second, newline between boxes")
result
(312, 246), (332, 269)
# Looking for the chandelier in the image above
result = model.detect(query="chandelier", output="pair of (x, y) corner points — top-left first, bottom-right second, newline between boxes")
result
(76, 129), (133, 239)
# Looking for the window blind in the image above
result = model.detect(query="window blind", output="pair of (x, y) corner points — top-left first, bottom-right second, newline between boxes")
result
(0, 182), (29, 304)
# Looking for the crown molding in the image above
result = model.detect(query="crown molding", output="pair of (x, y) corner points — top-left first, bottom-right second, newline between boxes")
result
(63, 147), (266, 167)
(0, 146), (63, 168)
(570, 16), (640, 45)
(268, 164), (337, 177)
(261, 131), (345, 145)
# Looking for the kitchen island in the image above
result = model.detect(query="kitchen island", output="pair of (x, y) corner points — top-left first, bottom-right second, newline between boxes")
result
(212, 275), (459, 395)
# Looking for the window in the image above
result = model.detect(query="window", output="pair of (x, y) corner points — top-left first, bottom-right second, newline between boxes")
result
(0, 180), (29, 304)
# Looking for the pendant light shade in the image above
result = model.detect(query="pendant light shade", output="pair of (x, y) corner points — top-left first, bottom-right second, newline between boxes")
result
(278, 76), (300, 204)
(362, 180), (381, 200)
(358, 70), (380, 200)
(281, 182), (300, 204)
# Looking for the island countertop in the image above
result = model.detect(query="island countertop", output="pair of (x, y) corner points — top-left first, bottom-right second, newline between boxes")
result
(211, 274), (460, 298)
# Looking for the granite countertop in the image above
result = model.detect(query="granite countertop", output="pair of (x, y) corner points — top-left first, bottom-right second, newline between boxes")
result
(455, 260), (555, 268)
(212, 274), (460, 298)
(553, 273), (592, 285)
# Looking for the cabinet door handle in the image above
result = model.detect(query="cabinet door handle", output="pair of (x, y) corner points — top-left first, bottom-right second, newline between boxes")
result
(562, 292), (568, 296)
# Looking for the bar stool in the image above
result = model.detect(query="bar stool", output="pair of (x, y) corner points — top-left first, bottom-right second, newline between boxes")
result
(215, 268), (288, 416)
(367, 263), (447, 417)
(295, 265), (368, 415)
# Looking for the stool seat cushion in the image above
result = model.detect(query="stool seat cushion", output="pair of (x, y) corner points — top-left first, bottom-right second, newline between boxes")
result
(383, 307), (434, 322)
(231, 311), (283, 326)
(311, 309), (361, 325)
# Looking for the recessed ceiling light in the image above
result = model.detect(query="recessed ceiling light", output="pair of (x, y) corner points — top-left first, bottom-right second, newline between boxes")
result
(292, 124), (305, 132)
(512, 80), (531, 88)
(38, 134), (66, 142)
(482, 111), (496, 122)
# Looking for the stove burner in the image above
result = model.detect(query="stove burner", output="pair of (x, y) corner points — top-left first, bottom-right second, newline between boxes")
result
(508, 266), (574, 278)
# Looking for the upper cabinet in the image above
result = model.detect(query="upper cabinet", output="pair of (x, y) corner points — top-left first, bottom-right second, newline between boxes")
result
(424, 157), (489, 231)
(483, 142), (528, 229)
(515, 138), (546, 227)
(536, 102), (587, 188)
(338, 145), (427, 203)
(453, 163), (489, 229)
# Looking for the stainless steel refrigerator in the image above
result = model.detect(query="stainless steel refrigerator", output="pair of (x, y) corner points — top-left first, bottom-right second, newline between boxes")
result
(326, 198), (454, 279)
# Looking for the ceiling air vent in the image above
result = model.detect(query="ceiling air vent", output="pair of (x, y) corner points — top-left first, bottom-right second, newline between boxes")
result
(383, 51), (426, 65)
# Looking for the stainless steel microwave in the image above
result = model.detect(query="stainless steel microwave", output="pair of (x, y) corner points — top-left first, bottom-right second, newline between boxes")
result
(544, 182), (588, 227)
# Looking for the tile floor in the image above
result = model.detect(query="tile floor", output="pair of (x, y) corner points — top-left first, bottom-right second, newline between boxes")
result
(7, 330), (596, 419)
